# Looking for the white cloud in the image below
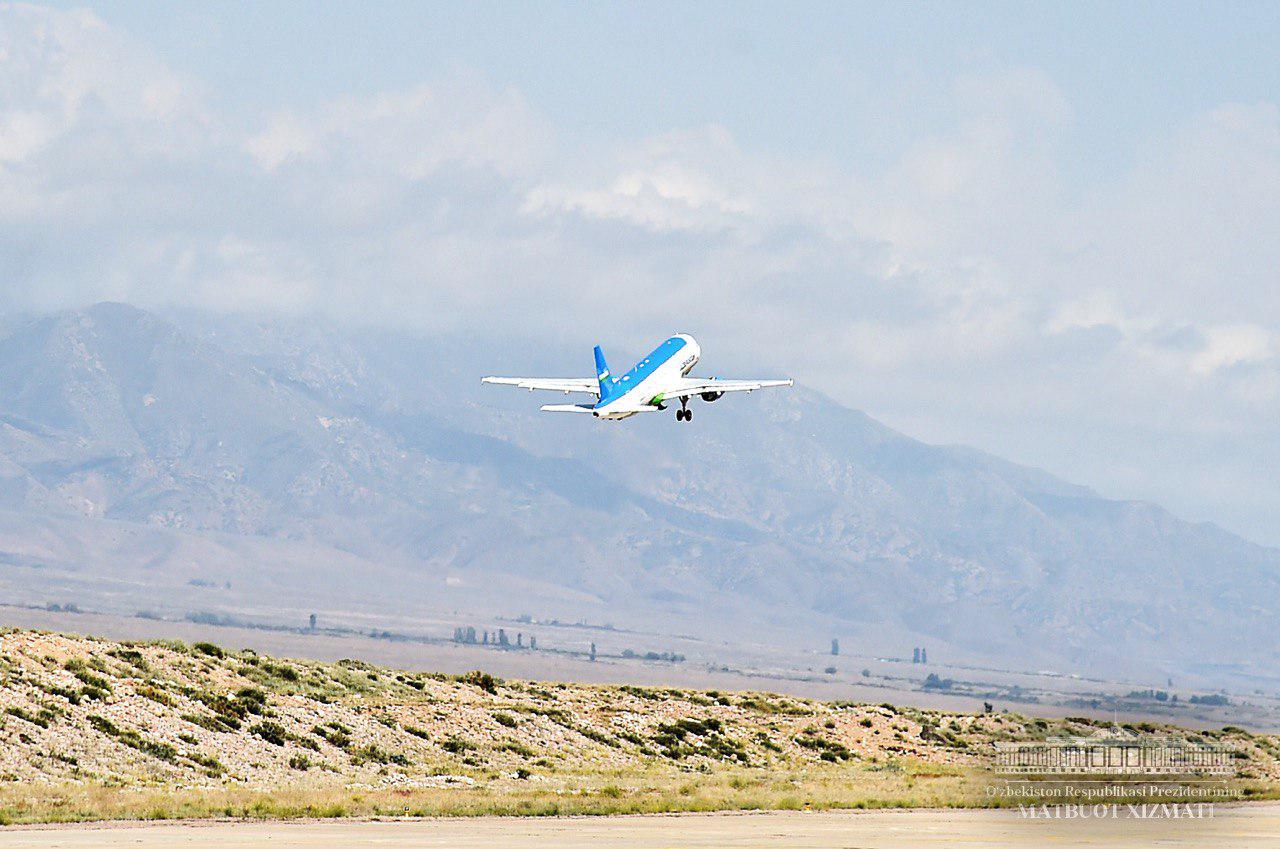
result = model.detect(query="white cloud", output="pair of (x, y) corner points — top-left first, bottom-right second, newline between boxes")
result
(3, 5), (1280, 542)
(1190, 324), (1276, 376)
(245, 77), (548, 178)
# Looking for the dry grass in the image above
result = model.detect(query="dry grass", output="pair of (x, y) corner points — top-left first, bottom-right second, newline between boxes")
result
(0, 628), (1276, 825)
(0, 763), (988, 824)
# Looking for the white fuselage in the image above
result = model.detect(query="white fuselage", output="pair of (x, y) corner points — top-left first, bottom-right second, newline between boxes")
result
(593, 334), (701, 419)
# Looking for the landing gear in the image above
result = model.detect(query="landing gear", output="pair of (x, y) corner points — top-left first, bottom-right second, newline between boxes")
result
(676, 397), (693, 422)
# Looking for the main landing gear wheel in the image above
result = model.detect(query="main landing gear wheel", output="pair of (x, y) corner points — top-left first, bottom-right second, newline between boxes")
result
(676, 398), (692, 422)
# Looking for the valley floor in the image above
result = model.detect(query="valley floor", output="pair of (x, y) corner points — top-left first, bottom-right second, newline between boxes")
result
(4, 805), (1280, 849)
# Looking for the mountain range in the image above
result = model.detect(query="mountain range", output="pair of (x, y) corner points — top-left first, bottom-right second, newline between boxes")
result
(0, 302), (1276, 689)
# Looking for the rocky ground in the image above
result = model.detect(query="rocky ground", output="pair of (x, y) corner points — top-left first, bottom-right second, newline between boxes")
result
(0, 628), (1277, 823)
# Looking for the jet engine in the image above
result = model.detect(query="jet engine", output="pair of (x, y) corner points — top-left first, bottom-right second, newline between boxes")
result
(699, 391), (724, 402)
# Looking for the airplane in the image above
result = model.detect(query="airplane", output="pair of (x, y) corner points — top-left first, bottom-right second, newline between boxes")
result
(482, 334), (792, 421)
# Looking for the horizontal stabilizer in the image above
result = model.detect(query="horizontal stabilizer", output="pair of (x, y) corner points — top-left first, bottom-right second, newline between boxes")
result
(482, 376), (600, 395)
(539, 403), (596, 413)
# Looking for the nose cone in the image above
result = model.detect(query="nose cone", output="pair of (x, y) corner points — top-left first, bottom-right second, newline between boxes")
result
(675, 333), (701, 361)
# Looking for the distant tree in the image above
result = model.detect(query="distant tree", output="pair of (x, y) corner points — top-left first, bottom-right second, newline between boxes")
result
(530, 636), (537, 650)
(831, 639), (839, 656)
(465, 627), (477, 644)
(516, 633), (523, 648)
(913, 647), (921, 664)
(861, 668), (871, 677)
(922, 673), (952, 690)
(824, 666), (837, 675)
(921, 648), (927, 664)
(983, 702), (994, 713)
(308, 613), (317, 631)
(498, 628), (509, 647)
(483, 631), (489, 645)
(589, 642), (597, 662)
(453, 627), (463, 642)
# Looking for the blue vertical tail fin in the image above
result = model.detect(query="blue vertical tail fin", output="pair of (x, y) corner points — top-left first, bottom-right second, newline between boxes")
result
(593, 345), (614, 398)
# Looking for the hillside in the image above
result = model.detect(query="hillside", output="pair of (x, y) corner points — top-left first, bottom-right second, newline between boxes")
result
(0, 629), (1276, 824)
(0, 303), (1278, 687)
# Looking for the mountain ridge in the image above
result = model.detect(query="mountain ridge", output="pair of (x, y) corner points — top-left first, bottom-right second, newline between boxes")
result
(0, 302), (1276, 688)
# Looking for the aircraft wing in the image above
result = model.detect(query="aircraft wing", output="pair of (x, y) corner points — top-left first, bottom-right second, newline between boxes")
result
(481, 376), (600, 396)
(662, 378), (793, 399)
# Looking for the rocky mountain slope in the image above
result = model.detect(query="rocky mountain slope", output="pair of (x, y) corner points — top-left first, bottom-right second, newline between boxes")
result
(0, 303), (1277, 686)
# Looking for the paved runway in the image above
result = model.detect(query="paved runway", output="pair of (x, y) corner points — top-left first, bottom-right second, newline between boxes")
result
(4, 804), (1280, 848)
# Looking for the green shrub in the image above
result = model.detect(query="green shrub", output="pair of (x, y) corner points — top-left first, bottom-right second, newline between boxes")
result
(72, 669), (112, 691)
(88, 715), (177, 762)
(185, 752), (225, 775)
(441, 736), (473, 754)
(193, 642), (225, 659)
(250, 721), (289, 746)
(5, 707), (50, 728)
(312, 723), (352, 749)
(349, 744), (410, 766)
(136, 685), (174, 706)
(459, 670), (498, 694)
(108, 648), (150, 671)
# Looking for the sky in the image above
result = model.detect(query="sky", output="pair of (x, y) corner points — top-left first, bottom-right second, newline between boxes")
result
(3, 1), (1280, 544)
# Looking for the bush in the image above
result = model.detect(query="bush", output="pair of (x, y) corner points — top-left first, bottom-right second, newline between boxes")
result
(312, 723), (351, 749)
(441, 736), (473, 754)
(72, 668), (112, 691)
(262, 663), (300, 682)
(349, 744), (410, 766)
(250, 721), (289, 746)
(192, 642), (225, 659)
(88, 715), (177, 762)
(135, 685), (174, 706)
(493, 712), (517, 728)
(459, 670), (498, 694)
(108, 648), (150, 671)
(5, 707), (50, 728)
(185, 752), (225, 775)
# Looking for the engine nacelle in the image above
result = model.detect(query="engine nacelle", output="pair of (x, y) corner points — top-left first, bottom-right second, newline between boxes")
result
(699, 391), (724, 402)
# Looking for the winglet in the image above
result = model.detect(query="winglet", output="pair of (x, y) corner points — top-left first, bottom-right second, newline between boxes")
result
(593, 345), (614, 398)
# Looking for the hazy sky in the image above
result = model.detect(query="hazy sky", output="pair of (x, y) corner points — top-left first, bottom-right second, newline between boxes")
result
(4, 1), (1280, 544)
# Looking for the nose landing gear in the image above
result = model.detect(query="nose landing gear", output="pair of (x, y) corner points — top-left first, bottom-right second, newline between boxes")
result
(676, 397), (693, 422)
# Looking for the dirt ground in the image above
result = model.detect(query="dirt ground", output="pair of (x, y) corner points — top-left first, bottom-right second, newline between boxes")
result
(4, 805), (1280, 849)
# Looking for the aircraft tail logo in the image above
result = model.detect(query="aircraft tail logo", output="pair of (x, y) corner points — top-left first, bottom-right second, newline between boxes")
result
(594, 345), (614, 397)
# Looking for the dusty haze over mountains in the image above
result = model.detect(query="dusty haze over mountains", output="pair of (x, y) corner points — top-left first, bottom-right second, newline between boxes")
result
(3, 4), (1280, 548)
(1, 303), (1276, 691)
